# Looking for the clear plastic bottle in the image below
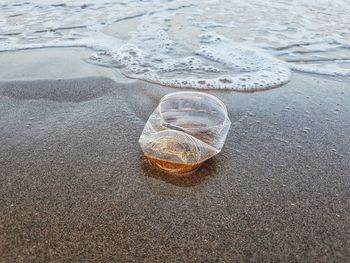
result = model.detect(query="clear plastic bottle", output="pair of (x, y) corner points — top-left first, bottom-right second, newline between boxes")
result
(139, 91), (231, 173)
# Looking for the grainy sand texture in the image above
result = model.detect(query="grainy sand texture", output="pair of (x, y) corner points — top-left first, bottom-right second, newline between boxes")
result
(0, 52), (349, 262)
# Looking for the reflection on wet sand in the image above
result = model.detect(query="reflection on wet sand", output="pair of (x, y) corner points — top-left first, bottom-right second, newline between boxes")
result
(141, 156), (218, 187)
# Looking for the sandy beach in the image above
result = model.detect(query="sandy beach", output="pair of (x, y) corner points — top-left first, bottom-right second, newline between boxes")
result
(0, 48), (349, 262)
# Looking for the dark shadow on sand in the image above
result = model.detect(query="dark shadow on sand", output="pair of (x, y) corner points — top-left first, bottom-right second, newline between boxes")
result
(140, 155), (218, 187)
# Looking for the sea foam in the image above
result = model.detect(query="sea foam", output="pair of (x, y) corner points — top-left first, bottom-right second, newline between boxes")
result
(109, 42), (291, 91)
(1, 0), (349, 91)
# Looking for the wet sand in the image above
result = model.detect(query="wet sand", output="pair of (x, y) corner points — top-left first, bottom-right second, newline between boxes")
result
(0, 62), (350, 261)
(0, 48), (127, 82)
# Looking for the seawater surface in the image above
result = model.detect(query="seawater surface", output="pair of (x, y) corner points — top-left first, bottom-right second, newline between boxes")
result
(1, 0), (350, 91)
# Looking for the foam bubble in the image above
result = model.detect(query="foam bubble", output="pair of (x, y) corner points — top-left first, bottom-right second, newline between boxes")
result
(199, 32), (223, 44)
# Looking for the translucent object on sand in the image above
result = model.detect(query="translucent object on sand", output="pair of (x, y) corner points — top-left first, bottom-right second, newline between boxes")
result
(139, 91), (231, 173)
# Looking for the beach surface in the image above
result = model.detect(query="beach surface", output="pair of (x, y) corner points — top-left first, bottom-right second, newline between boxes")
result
(0, 48), (350, 262)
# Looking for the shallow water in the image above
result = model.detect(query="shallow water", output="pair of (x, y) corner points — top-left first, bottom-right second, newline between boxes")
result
(1, 0), (349, 90)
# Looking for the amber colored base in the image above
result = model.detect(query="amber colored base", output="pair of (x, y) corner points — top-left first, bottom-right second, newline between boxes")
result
(144, 154), (203, 174)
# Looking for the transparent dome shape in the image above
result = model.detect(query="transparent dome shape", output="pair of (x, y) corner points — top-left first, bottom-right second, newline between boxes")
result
(139, 91), (231, 174)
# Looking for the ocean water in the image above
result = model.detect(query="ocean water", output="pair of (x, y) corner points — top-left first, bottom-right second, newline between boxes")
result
(1, 0), (349, 91)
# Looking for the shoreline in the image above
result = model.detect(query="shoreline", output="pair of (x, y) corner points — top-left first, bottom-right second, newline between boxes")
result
(0, 47), (130, 83)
